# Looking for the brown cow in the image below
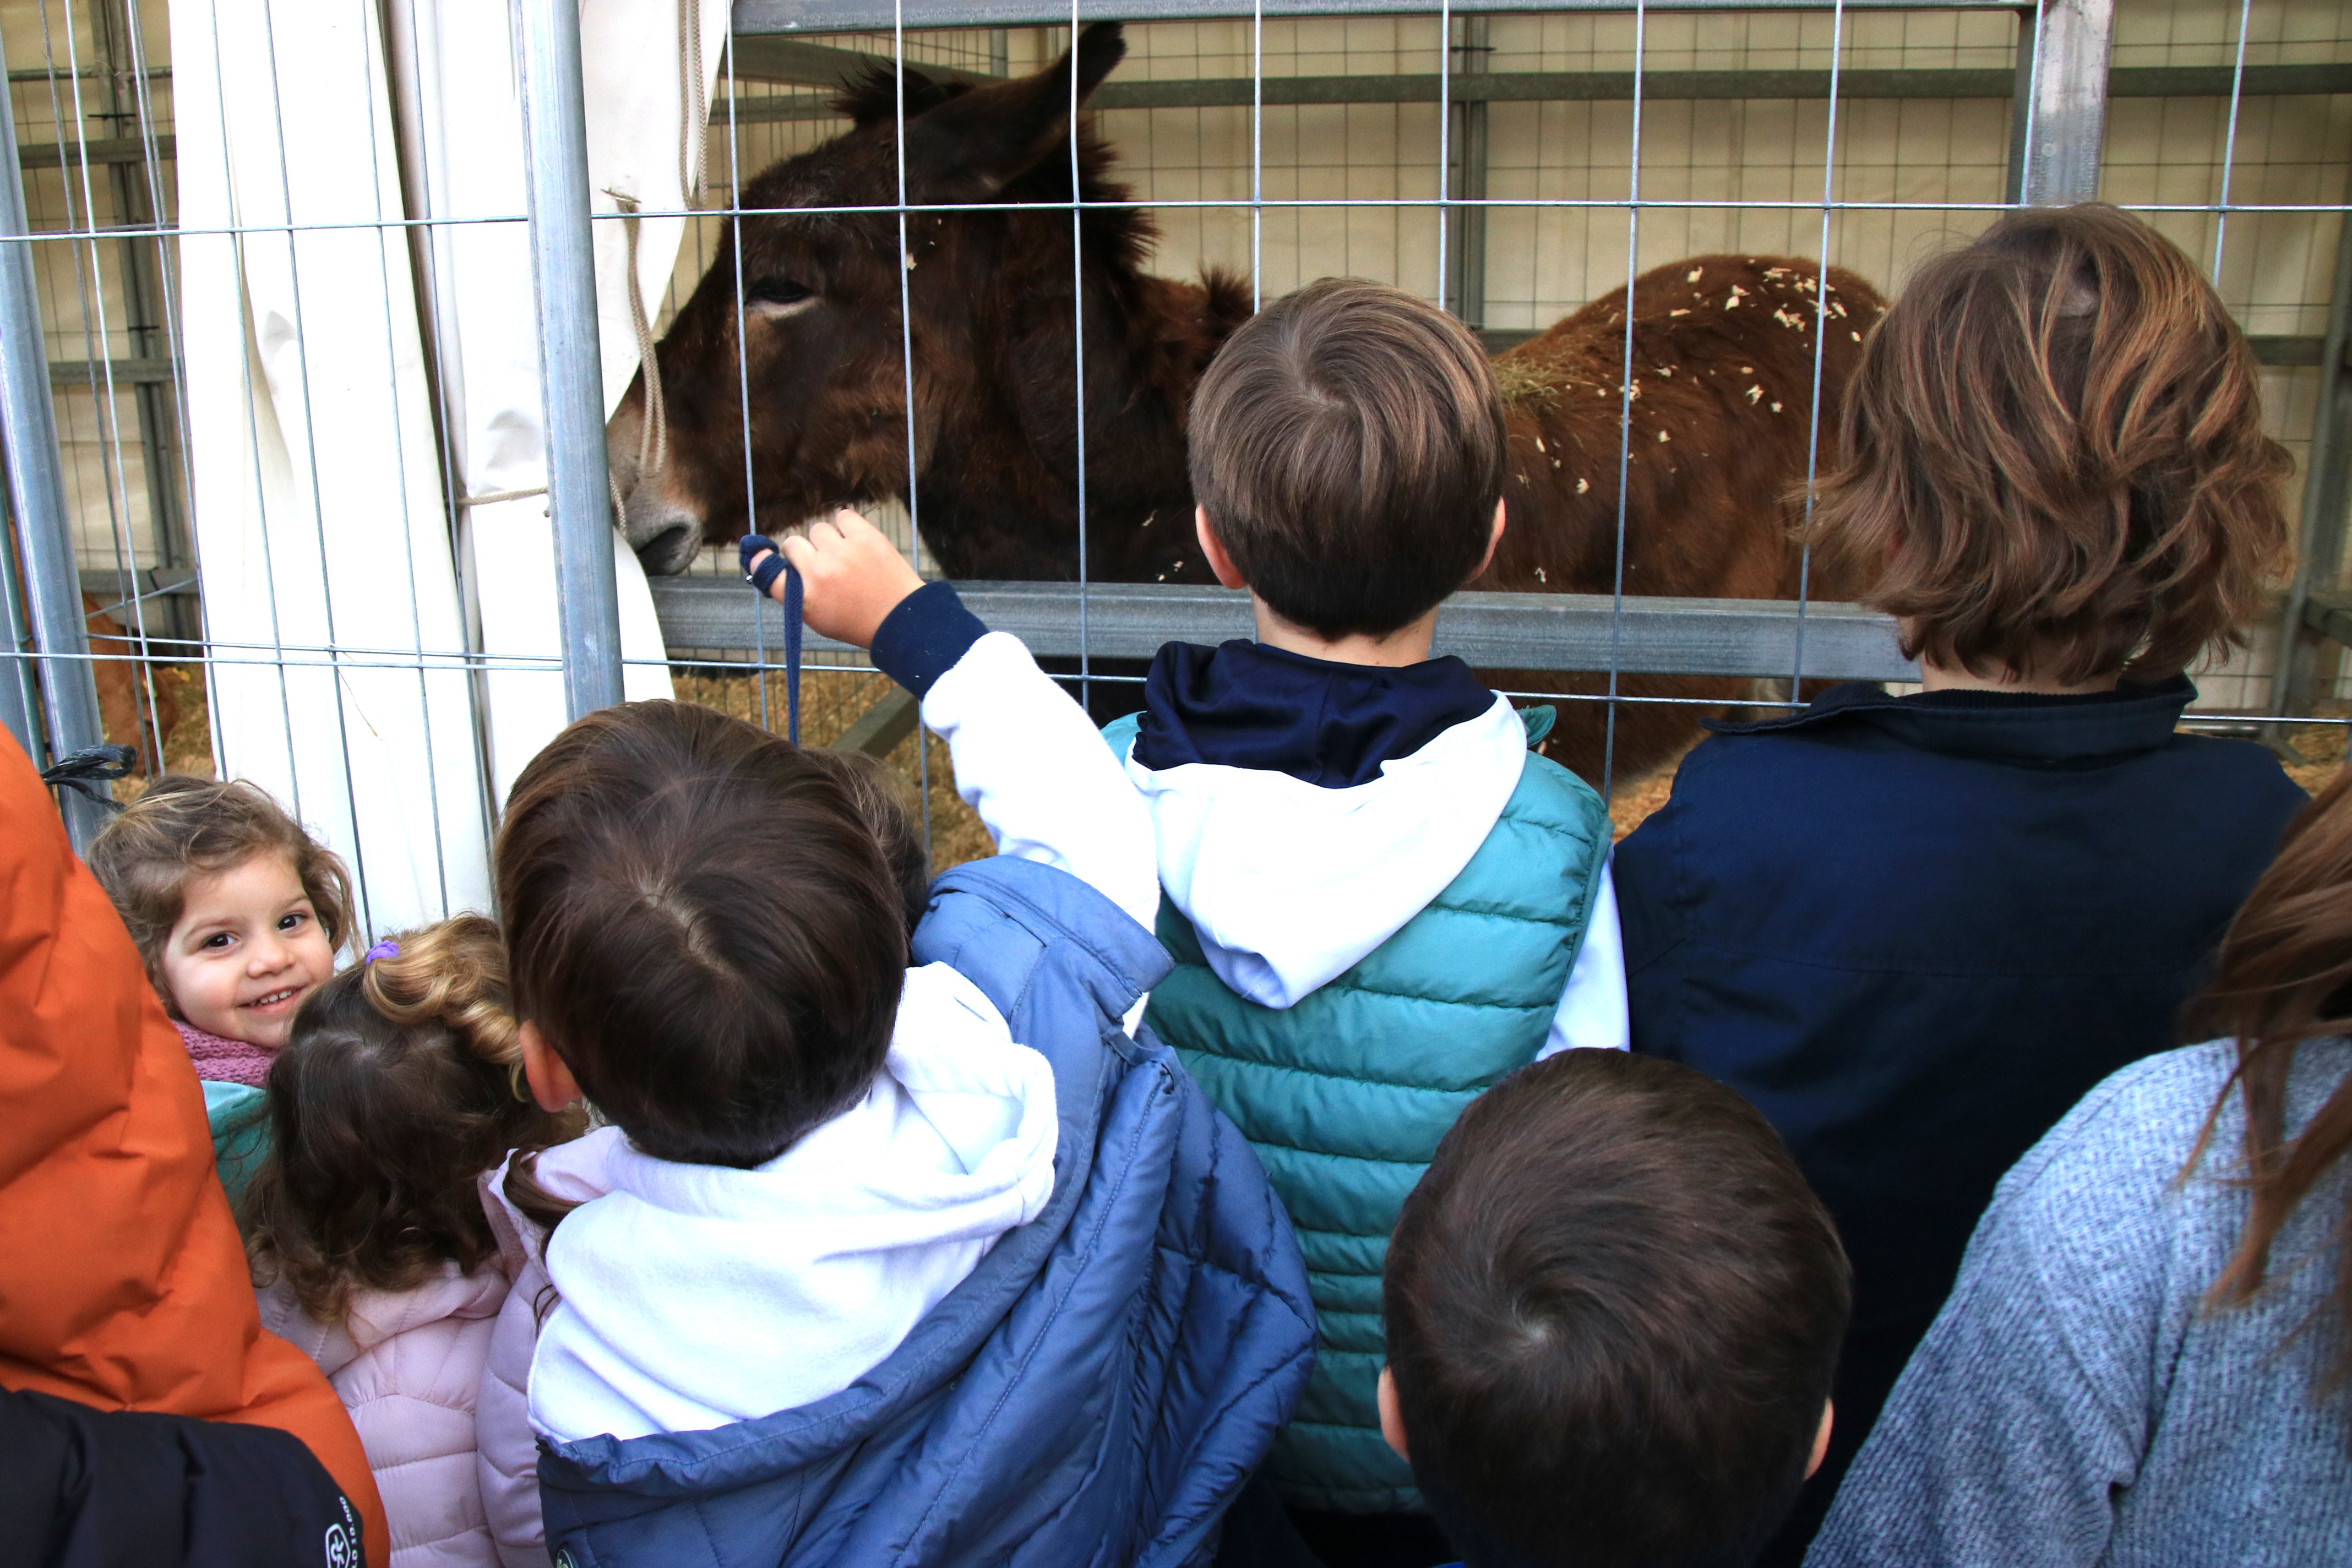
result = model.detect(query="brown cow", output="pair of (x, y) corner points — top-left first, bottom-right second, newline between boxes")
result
(609, 22), (1882, 787)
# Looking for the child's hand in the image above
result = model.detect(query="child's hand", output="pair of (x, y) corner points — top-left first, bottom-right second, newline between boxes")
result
(741, 510), (924, 652)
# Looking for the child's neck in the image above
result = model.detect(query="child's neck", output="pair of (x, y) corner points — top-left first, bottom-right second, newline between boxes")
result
(1918, 657), (2121, 697)
(1251, 597), (1439, 669)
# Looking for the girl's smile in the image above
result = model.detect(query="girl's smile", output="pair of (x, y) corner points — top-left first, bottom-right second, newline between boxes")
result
(159, 851), (337, 1051)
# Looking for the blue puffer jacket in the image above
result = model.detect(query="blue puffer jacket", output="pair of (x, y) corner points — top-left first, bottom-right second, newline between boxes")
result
(533, 856), (1319, 1567)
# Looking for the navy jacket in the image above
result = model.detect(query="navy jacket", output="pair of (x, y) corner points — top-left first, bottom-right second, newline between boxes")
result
(1618, 677), (2304, 1336)
(1618, 677), (2314, 1335)
(1618, 673), (2304, 1536)
(535, 856), (1317, 1567)
(0, 1386), (363, 1568)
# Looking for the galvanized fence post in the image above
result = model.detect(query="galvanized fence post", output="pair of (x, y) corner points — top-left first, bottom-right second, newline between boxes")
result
(517, 0), (626, 720)
(2008, 0), (2115, 206)
(0, 64), (113, 845)
(2270, 165), (2352, 727)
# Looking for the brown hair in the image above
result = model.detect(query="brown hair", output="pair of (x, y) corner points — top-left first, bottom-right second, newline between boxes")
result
(1385, 1051), (1850, 1568)
(1189, 277), (1505, 639)
(496, 700), (908, 1169)
(2181, 765), (2352, 1394)
(807, 745), (931, 932)
(88, 774), (354, 1009)
(243, 915), (582, 1321)
(1809, 204), (2291, 687)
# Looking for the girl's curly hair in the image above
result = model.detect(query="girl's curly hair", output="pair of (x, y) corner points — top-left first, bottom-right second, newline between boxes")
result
(243, 914), (583, 1320)
(87, 775), (352, 1010)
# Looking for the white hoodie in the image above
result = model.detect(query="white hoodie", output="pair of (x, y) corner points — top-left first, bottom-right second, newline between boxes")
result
(513, 629), (1159, 1446)
(527, 963), (1057, 1441)
(1121, 690), (1627, 1056)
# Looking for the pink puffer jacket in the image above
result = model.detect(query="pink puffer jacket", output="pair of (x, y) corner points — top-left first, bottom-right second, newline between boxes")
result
(259, 1262), (512, 1568)
(473, 1143), (614, 1568)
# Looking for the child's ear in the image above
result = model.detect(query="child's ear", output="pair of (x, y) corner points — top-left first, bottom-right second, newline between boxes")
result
(519, 1021), (584, 1113)
(1194, 506), (1248, 591)
(1471, 496), (1507, 584)
(1376, 1366), (1409, 1462)
(1806, 1400), (1834, 1479)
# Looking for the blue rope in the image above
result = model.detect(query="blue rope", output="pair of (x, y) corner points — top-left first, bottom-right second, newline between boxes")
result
(782, 556), (803, 745)
(740, 533), (803, 745)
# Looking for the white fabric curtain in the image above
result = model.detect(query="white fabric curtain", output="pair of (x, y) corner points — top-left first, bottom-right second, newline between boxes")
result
(176, 0), (723, 932)
(173, 0), (492, 938)
(383, 0), (717, 807)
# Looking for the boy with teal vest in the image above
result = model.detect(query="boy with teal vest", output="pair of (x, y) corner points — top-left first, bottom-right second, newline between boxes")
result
(1103, 279), (1621, 1566)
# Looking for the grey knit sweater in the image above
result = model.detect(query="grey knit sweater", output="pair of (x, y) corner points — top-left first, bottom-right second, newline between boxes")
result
(1806, 1037), (2352, 1568)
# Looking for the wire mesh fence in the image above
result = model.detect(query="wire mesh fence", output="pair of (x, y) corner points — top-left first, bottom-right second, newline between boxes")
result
(6, 0), (2352, 929)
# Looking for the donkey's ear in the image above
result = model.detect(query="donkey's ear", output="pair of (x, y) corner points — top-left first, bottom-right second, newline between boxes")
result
(834, 61), (965, 129)
(900, 22), (1126, 203)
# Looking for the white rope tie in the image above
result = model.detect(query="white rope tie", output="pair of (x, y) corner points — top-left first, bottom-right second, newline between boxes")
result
(607, 192), (668, 489)
(456, 486), (549, 508)
(680, 0), (707, 206)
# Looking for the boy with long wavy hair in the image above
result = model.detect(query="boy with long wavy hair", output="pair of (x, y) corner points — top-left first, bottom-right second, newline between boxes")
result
(1615, 203), (2310, 1559)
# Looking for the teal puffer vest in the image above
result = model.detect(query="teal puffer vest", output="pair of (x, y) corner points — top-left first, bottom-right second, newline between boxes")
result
(1106, 707), (1610, 1513)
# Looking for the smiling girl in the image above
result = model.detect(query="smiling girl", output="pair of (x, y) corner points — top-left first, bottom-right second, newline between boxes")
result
(90, 776), (352, 1086)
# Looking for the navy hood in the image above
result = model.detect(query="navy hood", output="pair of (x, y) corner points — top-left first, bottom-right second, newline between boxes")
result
(1134, 640), (1496, 788)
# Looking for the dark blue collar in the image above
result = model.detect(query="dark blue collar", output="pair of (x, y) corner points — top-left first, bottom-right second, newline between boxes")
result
(1133, 640), (1497, 788)
(1709, 674), (2200, 764)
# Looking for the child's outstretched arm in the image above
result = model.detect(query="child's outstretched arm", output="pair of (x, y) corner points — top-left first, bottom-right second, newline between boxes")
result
(746, 514), (1159, 932)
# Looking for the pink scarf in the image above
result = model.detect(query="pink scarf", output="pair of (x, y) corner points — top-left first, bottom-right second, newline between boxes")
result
(176, 1020), (277, 1088)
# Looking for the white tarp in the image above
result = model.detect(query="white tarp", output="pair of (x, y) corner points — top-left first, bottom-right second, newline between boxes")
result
(381, 0), (714, 805)
(172, 0), (492, 937)
(176, 0), (717, 932)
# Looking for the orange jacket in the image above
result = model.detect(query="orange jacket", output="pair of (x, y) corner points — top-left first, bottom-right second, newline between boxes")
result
(0, 731), (389, 1568)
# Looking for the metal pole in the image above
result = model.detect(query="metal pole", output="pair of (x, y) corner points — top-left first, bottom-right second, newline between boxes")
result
(1445, 13), (1489, 329)
(2007, 0), (2113, 206)
(516, 0), (625, 718)
(2269, 160), (2352, 722)
(0, 514), (37, 755)
(0, 65), (111, 844)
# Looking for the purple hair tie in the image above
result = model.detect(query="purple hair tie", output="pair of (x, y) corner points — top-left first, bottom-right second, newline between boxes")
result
(364, 938), (400, 964)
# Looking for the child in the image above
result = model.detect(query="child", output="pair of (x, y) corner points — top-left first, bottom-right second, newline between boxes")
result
(0, 727), (386, 1568)
(1381, 1050), (1850, 1568)
(1811, 769), (2352, 1567)
(469, 511), (1315, 1566)
(1612, 203), (2310, 1559)
(1102, 277), (1622, 1550)
(89, 775), (351, 1085)
(245, 915), (580, 1568)
(89, 775), (352, 1206)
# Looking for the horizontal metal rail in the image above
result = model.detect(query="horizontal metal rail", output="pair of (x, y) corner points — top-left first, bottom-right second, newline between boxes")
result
(79, 566), (198, 620)
(17, 61), (2351, 172)
(47, 356), (178, 386)
(2302, 588), (2352, 649)
(15, 134), (175, 170)
(737, 0), (2044, 28)
(715, 52), (2352, 110)
(650, 577), (1920, 681)
(1475, 328), (2340, 365)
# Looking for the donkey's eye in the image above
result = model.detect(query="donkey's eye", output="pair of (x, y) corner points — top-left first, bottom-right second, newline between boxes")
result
(744, 280), (816, 314)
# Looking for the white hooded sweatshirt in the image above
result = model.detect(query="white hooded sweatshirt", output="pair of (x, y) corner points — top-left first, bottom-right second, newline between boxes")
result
(526, 963), (1057, 1441)
(509, 625), (1160, 1447)
(1121, 689), (1626, 1055)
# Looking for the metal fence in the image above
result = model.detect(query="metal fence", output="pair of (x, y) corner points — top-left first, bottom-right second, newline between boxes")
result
(4, 0), (2350, 925)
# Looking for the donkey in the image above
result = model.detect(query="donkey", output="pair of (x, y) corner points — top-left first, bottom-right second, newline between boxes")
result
(609, 22), (1884, 788)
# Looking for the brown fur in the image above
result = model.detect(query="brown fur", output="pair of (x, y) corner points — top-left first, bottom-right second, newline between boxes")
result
(612, 23), (1883, 786)
(1478, 257), (1882, 780)
(84, 593), (180, 777)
